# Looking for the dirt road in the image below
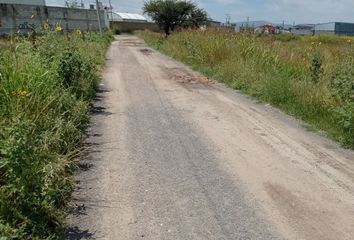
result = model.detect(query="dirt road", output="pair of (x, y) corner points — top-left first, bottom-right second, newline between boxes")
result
(68, 35), (354, 240)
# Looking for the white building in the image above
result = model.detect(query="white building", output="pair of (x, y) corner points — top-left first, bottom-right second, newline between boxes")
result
(0, 0), (45, 5)
(109, 12), (147, 23)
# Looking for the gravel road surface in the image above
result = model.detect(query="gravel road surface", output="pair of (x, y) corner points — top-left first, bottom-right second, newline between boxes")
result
(68, 35), (354, 240)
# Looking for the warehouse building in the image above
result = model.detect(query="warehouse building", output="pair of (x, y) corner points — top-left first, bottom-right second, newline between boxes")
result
(290, 24), (315, 35)
(109, 12), (148, 23)
(315, 22), (354, 36)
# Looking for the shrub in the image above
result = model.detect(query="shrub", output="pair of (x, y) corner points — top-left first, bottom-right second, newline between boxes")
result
(330, 60), (354, 103)
(335, 104), (354, 147)
(114, 28), (122, 35)
(276, 33), (299, 42)
(330, 60), (354, 147)
(57, 48), (98, 100)
(309, 52), (324, 84)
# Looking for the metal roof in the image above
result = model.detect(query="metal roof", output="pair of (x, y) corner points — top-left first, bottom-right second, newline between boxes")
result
(292, 24), (315, 30)
(114, 12), (147, 21)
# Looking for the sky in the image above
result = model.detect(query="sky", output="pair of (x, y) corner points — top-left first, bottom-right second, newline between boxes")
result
(45, 0), (354, 25)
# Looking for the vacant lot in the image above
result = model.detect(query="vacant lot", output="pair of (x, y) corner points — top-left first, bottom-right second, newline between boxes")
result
(137, 30), (354, 148)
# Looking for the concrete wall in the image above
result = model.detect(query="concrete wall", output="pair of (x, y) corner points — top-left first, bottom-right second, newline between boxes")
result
(0, 3), (108, 35)
(110, 21), (159, 32)
(0, 0), (45, 5)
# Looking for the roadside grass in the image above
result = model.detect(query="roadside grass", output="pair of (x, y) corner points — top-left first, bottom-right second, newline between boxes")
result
(0, 30), (113, 239)
(136, 29), (354, 148)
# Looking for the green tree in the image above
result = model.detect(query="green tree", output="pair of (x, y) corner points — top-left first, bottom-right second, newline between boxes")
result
(185, 8), (208, 28)
(143, 0), (208, 36)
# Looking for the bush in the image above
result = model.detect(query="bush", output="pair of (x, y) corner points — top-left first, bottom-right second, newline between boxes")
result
(276, 33), (299, 42)
(330, 60), (354, 147)
(335, 104), (354, 147)
(331, 60), (354, 103)
(57, 48), (98, 99)
(114, 28), (122, 35)
(309, 52), (324, 84)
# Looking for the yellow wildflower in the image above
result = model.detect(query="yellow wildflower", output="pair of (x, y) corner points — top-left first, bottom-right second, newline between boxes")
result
(76, 29), (82, 35)
(19, 91), (27, 97)
(311, 42), (315, 45)
(10, 90), (27, 97)
(318, 42), (322, 46)
(55, 24), (62, 32)
(347, 39), (351, 43)
(43, 23), (50, 30)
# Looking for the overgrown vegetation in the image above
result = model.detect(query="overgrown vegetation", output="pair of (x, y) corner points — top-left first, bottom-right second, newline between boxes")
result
(0, 30), (113, 239)
(137, 29), (354, 148)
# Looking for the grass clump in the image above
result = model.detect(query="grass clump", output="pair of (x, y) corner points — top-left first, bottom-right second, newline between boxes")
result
(136, 29), (354, 148)
(0, 30), (113, 239)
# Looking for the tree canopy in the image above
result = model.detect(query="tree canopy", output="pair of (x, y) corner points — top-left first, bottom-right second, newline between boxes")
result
(143, 0), (208, 36)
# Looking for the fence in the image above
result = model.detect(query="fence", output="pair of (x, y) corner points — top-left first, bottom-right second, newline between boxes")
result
(0, 3), (108, 35)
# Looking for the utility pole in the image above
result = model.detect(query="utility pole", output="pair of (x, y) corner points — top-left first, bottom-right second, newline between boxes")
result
(109, 0), (113, 20)
(95, 0), (103, 35)
(246, 16), (250, 27)
(226, 14), (231, 26)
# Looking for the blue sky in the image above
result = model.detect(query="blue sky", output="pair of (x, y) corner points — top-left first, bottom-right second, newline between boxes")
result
(45, 0), (354, 24)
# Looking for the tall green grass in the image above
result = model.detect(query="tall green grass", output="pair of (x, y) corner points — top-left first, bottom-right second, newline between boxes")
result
(0, 31), (113, 239)
(137, 29), (354, 148)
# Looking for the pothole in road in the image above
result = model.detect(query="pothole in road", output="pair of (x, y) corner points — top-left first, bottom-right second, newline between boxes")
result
(161, 67), (215, 85)
(140, 48), (153, 55)
(173, 74), (214, 84)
